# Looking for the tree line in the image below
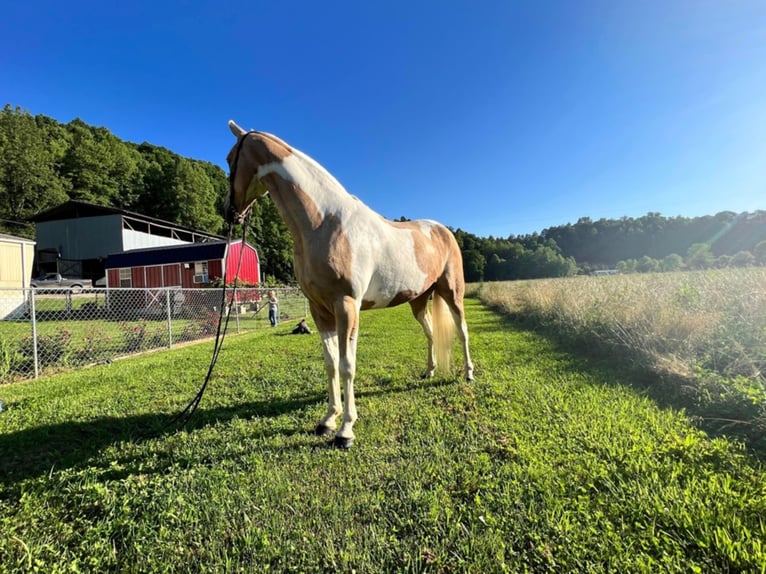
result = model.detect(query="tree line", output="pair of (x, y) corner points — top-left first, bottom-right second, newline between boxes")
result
(0, 104), (293, 282)
(2, 105), (764, 283)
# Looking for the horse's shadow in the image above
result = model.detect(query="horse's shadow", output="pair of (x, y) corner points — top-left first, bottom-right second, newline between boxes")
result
(0, 391), (322, 490)
(0, 375), (457, 493)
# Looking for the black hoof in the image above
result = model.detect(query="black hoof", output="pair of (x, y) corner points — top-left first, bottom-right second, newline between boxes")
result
(333, 436), (354, 450)
(314, 424), (334, 437)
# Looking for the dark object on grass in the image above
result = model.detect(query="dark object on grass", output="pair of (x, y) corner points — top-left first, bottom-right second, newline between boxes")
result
(292, 319), (313, 335)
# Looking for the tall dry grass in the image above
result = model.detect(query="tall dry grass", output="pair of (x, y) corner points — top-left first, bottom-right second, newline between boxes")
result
(474, 269), (766, 445)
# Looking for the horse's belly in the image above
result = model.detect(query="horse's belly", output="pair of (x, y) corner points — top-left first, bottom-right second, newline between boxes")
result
(361, 268), (428, 309)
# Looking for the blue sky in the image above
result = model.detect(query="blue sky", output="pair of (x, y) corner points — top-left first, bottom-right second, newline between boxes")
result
(2, 1), (765, 237)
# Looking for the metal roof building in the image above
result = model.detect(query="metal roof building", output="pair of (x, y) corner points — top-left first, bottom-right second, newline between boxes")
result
(29, 200), (224, 282)
(104, 239), (260, 288)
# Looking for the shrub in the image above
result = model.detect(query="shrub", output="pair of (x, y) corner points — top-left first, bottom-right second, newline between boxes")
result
(72, 329), (113, 365)
(120, 321), (148, 352)
(17, 327), (72, 367)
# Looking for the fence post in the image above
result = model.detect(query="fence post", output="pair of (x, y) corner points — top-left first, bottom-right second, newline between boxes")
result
(29, 289), (39, 379)
(166, 288), (173, 349)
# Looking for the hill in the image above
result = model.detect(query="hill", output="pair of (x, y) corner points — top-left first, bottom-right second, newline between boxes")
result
(2, 104), (763, 282)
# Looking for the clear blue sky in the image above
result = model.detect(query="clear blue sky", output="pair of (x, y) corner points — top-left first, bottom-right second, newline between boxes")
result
(2, 1), (765, 237)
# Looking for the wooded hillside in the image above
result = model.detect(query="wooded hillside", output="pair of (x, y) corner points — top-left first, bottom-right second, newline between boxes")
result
(0, 105), (293, 282)
(2, 105), (764, 282)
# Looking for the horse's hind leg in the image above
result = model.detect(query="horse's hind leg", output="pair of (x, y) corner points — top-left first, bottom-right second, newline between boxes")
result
(437, 284), (474, 381)
(410, 293), (436, 378)
(454, 308), (474, 381)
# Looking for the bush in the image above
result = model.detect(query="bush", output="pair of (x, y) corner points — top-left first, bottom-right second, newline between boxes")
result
(17, 327), (72, 367)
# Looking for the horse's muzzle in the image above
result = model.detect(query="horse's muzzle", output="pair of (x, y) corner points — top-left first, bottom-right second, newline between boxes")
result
(226, 204), (240, 225)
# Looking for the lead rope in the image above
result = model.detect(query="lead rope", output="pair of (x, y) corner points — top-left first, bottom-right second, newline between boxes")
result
(150, 213), (251, 435)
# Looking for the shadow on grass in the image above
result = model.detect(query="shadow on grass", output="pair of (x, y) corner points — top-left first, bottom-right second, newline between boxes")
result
(479, 299), (766, 459)
(0, 374), (459, 492)
(0, 391), (322, 489)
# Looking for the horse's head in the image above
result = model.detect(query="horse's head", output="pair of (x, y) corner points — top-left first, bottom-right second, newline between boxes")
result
(225, 120), (292, 224)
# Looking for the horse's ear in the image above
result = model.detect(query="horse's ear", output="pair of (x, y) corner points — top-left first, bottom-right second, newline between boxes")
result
(228, 120), (246, 137)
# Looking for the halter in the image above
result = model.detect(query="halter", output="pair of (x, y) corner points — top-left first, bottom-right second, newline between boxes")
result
(227, 130), (258, 223)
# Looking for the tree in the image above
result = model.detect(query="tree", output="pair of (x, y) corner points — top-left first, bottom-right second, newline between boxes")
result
(462, 249), (485, 282)
(754, 241), (766, 266)
(731, 250), (754, 268)
(636, 256), (659, 273)
(660, 253), (683, 272)
(172, 159), (223, 233)
(686, 243), (714, 270)
(714, 255), (732, 268)
(61, 120), (140, 205)
(616, 259), (637, 274)
(0, 105), (68, 227)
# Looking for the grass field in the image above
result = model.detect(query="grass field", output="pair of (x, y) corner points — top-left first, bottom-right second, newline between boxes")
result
(1, 298), (764, 572)
(0, 288), (311, 382)
(475, 269), (766, 451)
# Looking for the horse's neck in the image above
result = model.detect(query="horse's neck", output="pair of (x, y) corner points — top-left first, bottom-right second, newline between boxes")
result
(264, 152), (355, 237)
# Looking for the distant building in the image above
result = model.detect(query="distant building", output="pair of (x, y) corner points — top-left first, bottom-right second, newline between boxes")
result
(29, 200), (223, 282)
(104, 239), (260, 288)
(592, 269), (619, 276)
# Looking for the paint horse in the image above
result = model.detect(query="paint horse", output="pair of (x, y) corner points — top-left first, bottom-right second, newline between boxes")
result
(226, 121), (474, 448)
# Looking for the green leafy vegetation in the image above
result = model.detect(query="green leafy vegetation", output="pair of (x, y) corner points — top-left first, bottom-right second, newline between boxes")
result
(0, 105), (295, 283)
(1, 299), (764, 572)
(455, 212), (766, 281)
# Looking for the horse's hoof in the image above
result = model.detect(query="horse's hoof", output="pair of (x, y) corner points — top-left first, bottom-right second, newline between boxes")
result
(333, 436), (354, 450)
(314, 424), (334, 437)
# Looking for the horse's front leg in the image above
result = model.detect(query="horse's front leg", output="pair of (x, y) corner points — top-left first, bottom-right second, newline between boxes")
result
(334, 296), (360, 449)
(315, 331), (342, 436)
(310, 303), (342, 437)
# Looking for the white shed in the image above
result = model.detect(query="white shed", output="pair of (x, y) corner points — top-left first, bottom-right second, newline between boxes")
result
(0, 232), (36, 319)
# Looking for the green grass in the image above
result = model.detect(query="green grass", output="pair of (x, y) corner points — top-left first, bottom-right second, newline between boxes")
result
(0, 291), (309, 382)
(1, 299), (764, 572)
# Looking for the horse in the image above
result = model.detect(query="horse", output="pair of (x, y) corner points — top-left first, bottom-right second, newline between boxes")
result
(225, 121), (474, 448)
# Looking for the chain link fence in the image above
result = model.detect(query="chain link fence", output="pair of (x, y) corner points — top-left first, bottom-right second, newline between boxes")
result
(0, 287), (308, 383)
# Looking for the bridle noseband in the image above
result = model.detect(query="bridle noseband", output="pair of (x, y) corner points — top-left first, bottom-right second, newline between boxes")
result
(227, 130), (258, 224)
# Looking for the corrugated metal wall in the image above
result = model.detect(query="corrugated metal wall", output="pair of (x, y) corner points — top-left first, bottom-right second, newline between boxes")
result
(163, 264), (180, 287)
(35, 215), (123, 260)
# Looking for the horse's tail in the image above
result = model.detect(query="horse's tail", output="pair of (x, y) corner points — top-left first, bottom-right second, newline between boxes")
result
(432, 291), (455, 375)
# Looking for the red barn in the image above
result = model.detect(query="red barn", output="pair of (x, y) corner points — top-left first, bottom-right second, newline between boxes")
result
(104, 239), (260, 288)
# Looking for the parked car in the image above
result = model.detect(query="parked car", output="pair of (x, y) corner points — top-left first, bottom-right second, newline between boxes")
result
(30, 273), (93, 292)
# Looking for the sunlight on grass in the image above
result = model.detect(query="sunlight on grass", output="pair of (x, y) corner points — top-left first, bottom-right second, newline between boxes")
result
(0, 300), (764, 571)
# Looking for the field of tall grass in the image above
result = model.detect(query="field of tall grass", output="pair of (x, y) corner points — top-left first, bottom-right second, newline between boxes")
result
(474, 268), (766, 450)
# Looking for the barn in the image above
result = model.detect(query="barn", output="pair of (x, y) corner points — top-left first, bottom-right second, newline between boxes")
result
(30, 200), (223, 282)
(103, 239), (260, 288)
